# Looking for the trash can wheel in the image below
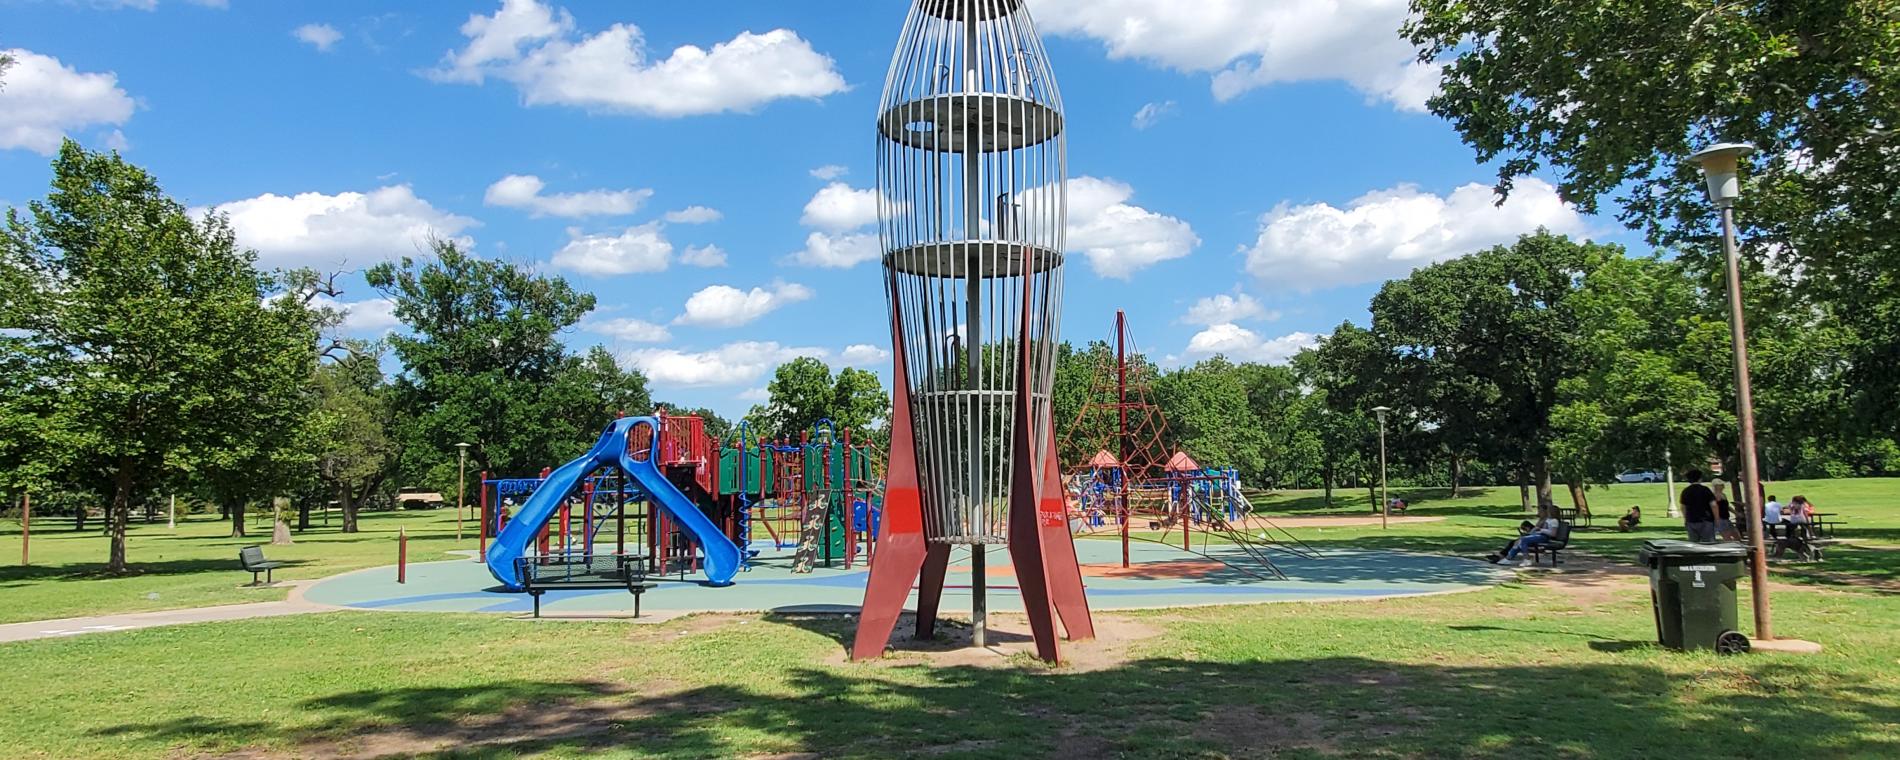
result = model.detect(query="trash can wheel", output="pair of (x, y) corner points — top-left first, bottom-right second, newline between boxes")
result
(1716, 631), (1751, 656)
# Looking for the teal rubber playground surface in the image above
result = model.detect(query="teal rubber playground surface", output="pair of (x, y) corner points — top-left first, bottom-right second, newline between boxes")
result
(303, 539), (1512, 617)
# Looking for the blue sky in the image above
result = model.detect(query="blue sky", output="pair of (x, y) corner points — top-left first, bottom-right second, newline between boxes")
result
(2, 0), (1641, 418)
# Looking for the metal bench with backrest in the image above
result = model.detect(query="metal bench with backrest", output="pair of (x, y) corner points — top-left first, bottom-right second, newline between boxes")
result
(238, 545), (284, 586)
(517, 554), (658, 618)
(1528, 522), (1573, 566)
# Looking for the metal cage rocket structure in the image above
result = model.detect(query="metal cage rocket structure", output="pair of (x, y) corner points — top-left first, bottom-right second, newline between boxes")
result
(853, 0), (1094, 663)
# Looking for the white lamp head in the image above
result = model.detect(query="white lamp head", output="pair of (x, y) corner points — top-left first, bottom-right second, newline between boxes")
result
(455, 442), (470, 450)
(1371, 405), (1392, 417)
(1688, 142), (1755, 208)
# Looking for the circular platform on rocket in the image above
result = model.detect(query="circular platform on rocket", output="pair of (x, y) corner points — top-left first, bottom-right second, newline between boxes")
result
(916, 0), (1024, 21)
(884, 240), (1063, 278)
(877, 93), (1063, 153)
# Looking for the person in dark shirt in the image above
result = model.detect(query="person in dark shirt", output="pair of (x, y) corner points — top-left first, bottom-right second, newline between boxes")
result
(1679, 470), (1717, 542)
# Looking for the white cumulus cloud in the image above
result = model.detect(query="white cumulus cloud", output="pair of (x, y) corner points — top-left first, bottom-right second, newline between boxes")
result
(663, 205), (721, 224)
(484, 173), (649, 218)
(1184, 325), (1319, 365)
(585, 316), (671, 343)
(678, 243), (728, 268)
(0, 49), (136, 154)
(1182, 292), (1269, 326)
(1062, 176), (1200, 280)
(432, 0), (847, 117)
(800, 182), (882, 233)
(809, 164), (848, 181)
(787, 231), (879, 269)
(840, 344), (891, 366)
(550, 221), (672, 275)
(1035, 0), (1438, 111)
(622, 341), (827, 387)
(673, 281), (813, 328)
(293, 23), (343, 52)
(1244, 178), (1588, 290)
(202, 185), (477, 270)
(306, 294), (400, 333)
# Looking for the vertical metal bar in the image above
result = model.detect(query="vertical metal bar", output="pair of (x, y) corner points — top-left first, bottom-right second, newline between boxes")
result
(962, 5), (987, 649)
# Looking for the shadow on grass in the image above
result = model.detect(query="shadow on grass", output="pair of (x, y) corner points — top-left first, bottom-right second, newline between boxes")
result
(0, 557), (309, 587)
(89, 654), (1900, 759)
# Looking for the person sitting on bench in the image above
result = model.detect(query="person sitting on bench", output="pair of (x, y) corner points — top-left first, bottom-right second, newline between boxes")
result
(1772, 496), (1815, 559)
(1488, 516), (1561, 566)
(1617, 505), (1643, 532)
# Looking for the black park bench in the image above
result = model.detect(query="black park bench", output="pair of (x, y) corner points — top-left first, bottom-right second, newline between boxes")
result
(239, 545), (284, 586)
(1528, 522), (1573, 566)
(517, 554), (658, 619)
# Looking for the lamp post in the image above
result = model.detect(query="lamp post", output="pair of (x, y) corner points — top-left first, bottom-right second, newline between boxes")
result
(1372, 406), (1391, 531)
(455, 442), (470, 543)
(1689, 142), (1773, 641)
(1664, 448), (1677, 519)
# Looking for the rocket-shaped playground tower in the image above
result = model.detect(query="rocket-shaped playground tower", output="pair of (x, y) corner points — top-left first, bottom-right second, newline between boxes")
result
(853, 0), (1094, 663)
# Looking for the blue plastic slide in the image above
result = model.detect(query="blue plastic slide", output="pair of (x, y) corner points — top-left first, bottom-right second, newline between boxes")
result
(485, 417), (741, 590)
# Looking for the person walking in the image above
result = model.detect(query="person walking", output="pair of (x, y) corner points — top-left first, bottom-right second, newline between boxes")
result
(1679, 470), (1718, 542)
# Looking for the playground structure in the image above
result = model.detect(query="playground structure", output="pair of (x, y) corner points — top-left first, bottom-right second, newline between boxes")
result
(1061, 311), (1315, 578)
(854, 0), (1094, 664)
(477, 413), (884, 592)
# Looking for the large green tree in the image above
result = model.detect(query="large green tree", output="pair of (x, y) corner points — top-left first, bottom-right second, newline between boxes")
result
(312, 351), (395, 533)
(368, 241), (601, 487)
(1368, 233), (1615, 513)
(756, 358), (889, 442)
(2, 142), (300, 571)
(1407, 0), (1900, 434)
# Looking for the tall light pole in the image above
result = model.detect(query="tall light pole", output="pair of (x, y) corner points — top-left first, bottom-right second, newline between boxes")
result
(1664, 448), (1678, 519)
(1372, 406), (1391, 530)
(1690, 142), (1773, 641)
(455, 442), (470, 543)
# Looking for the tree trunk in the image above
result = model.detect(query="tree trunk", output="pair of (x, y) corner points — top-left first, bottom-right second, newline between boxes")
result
(339, 482), (360, 534)
(1566, 480), (1590, 516)
(1517, 470), (1531, 512)
(1450, 455), (1464, 498)
(228, 497), (246, 538)
(296, 500), (312, 531)
(1534, 456), (1557, 520)
(107, 461), (132, 574)
(74, 502), (86, 532)
(1322, 461), (1334, 506)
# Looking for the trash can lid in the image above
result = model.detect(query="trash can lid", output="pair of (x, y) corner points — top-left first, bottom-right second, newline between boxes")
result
(1639, 539), (1750, 561)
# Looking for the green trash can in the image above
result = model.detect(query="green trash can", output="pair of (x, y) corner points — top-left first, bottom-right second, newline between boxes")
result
(1638, 540), (1751, 654)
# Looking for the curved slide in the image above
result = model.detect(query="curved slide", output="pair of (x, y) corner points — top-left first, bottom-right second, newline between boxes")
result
(485, 417), (741, 591)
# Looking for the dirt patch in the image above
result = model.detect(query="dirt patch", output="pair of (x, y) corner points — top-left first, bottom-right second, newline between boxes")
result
(857, 611), (1164, 672)
(215, 682), (742, 760)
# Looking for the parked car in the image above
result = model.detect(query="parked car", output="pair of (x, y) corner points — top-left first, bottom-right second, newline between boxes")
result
(1615, 469), (1664, 483)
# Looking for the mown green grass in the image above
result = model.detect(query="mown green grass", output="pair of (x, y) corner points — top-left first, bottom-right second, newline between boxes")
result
(1247, 479), (1900, 588)
(0, 482), (1895, 757)
(0, 576), (1894, 759)
(0, 508), (473, 623)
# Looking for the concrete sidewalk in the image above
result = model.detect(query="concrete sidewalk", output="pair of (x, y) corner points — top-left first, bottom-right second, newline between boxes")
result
(0, 586), (331, 644)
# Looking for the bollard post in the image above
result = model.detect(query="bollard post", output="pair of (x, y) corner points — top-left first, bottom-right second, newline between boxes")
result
(398, 528), (408, 584)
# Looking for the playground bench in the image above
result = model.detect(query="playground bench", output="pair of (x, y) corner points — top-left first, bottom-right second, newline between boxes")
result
(1528, 522), (1573, 567)
(238, 545), (284, 586)
(517, 555), (657, 619)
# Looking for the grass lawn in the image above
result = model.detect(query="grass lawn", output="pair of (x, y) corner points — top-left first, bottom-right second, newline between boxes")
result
(0, 575), (1895, 758)
(0, 508), (476, 623)
(0, 481), (1895, 757)
(1247, 478), (1900, 589)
